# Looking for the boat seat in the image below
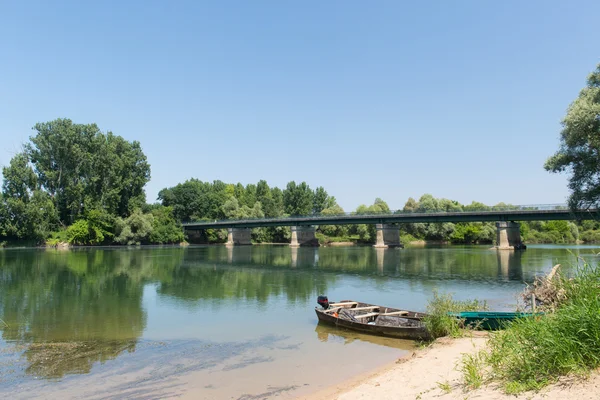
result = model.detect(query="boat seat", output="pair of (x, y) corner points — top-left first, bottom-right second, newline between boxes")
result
(354, 310), (410, 319)
(380, 311), (409, 316)
(329, 302), (358, 307)
(353, 312), (380, 319)
(346, 306), (380, 312)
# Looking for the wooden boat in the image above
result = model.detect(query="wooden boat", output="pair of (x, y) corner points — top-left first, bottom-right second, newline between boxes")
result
(314, 299), (430, 340)
(450, 311), (542, 330)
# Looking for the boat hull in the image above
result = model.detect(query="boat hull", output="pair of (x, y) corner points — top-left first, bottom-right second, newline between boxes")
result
(315, 301), (430, 341)
(451, 312), (541, 330)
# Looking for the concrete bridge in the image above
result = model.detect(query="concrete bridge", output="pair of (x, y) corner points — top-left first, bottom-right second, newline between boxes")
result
(182, 205), (599, 250)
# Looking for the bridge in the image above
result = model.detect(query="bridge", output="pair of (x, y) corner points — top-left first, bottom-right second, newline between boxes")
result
(182, 205), (599, 250)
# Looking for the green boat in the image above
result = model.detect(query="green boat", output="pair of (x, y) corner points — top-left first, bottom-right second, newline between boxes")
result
(450, 311), (541, 330)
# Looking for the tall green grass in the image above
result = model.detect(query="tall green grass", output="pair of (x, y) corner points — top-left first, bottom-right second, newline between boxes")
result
(468, 262), (600, 393)
(423, 291), (488, 339)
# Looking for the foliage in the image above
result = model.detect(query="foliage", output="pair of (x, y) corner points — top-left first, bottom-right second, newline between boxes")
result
(400, 233), (419, 244)
(313, 186), (336, 214)
(283, 181), (313, 216)
(318, 204), (348, 237)
(114, 209), (154, 245)
(0, 119), (149, 242)
(46, 229), (69, 247)
(149, 206), (185, 244)
(26, 118), (150, 223)
(423, 291), (488, 339)
(464, 263), (600, 393)
(460, 353), (485, 390)
(65, 209), (114, 245)
(545, 64), (600, 210)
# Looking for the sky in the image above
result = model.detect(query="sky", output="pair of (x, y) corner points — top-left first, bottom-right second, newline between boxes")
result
(1, 1), (599, 212)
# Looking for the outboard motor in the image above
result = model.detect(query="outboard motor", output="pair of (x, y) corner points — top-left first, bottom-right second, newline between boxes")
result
(317, 295), (329, 309)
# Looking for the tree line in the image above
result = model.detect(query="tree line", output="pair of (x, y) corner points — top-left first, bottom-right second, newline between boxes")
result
(1, 63), (599, 246)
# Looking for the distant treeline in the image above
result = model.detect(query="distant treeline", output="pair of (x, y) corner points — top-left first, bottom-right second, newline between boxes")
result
(1, 118), (598, 246)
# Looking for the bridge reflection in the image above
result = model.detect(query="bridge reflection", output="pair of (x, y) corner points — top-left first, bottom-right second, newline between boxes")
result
(219, 245), (526, 281)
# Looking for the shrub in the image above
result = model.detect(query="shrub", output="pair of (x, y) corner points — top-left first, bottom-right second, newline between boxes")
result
(114, 209), (153, 245)
(148, 206), (184, 244)
(423, 291), (488, 339)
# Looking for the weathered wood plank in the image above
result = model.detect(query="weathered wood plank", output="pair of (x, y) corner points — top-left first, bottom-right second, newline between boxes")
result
(381, 310), (409, 316)
(353, 312), (380, 319)
(329, 302), (358, 307)
(346, 306), (380, 312)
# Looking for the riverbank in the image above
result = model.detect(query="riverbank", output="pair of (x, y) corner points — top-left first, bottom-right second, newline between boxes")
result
(302, 334), (600, 400)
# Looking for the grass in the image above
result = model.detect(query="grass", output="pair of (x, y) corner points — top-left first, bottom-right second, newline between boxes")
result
(423, 290), (488, 339)
(436, 380), (452, 393)
(460, 262), (600, 393)
(460, 352), (485, 390)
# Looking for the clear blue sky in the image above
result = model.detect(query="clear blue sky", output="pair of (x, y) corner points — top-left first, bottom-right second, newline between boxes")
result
(1, 1), (598, 211)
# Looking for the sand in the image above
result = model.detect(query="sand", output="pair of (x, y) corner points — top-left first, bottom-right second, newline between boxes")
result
(301, 333), (600, 400)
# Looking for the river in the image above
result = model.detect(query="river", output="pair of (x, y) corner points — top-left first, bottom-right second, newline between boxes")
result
(0, 244), (597, 399)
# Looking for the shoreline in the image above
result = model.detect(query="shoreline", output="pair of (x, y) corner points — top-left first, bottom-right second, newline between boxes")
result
(300, 333), (600, 400)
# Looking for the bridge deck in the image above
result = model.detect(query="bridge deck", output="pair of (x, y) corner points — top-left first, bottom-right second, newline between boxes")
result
(183, 208), (599, 230)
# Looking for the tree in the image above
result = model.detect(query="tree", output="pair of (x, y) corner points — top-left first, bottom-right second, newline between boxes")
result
(313, 186), (336, 214)
(283, 181), (313, 216)
(545, 64), (600, 210)
(18, 118), (150, 224)
(319, 204), (348, 237)
(114, 209), (154, 245)
(402, 197), (419, 212)
(66, 209), (114, 245)
(149, 206), (185, 244)
(270, 187), (285, 217)
(256, 180), (276, 217)
(1, 152), (58, 240)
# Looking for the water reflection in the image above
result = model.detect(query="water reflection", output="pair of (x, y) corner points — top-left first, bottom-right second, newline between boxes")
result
(0, 244), (598, 382)
(314, 322), (415, 351)
(217, 245), (532, 281)
(0, 248), (183, 378)
(497, 250), (523, 281)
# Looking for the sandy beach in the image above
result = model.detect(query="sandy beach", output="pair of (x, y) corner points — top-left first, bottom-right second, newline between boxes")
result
(301, 334), (600, 400)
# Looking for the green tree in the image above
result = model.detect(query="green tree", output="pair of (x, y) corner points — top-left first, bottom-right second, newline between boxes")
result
(271, 187), (285, 217)
(66, 209), (114, 245)
(114, 209), (154, 245)
(149, 206), (185, 244)
(283, 181), (313, 216)
(1, 153), (58, 240)
(402, 197), (419, 212)
(26, 119), (150, 223)
(313, 186), (336, 214)
(256, 180), (276, 217)
(319, 204), (348, 237)
(545, 64), (600, 210)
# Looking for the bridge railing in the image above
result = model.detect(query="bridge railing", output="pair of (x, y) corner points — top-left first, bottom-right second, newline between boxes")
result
(182, 203), (570, 225)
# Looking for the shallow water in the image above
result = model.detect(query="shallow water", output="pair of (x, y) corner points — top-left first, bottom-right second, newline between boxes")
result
(0, 244), (597, 399)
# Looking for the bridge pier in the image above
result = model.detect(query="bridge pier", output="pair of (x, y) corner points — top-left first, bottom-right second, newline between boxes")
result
(373, 224), (403, 248)
(495, 222), (526, 250)
(290, 226), (319, 247)
(226, 228), (252, 246)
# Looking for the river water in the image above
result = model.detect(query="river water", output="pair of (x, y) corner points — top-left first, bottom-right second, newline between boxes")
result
(0, 244), (597, 399)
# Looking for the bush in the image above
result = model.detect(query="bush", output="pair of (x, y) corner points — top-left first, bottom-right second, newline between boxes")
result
(148, 206), (184, 244)
(579, 230), (600, 243)
(114, 209), (153, 245)
(400, 233), (419, 244)
(66, 219), (106, 245)
(423, 291), (488, 339)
